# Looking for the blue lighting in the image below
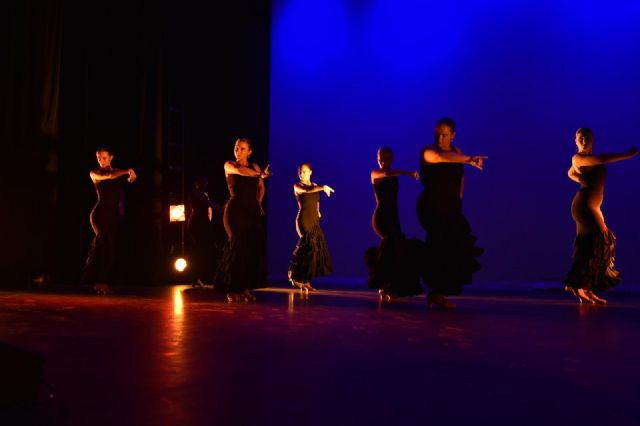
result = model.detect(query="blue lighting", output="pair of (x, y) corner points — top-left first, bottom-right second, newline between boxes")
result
(269, 0), (640, 283)
(272, 0), (348, 73)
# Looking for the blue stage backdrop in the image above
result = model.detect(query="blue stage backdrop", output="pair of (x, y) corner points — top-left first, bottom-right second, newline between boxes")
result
(268, 0), (640, 284)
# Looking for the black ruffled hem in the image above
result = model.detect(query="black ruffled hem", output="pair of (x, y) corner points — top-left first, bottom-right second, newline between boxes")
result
(365, 235), (425, 298)
(215, 233), (267, 292)
(563, 229), (621, 291)
(421, 217), (483, 296)
(289, 225), (333, 282)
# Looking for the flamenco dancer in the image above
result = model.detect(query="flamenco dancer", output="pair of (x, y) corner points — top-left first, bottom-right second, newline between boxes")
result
(418, 118), (486, 309)
(365, 147), (423, 301)
(82, 147), (137, 295)
(215, 138), (271, 302)
(564, 128), (637, 304)
(288, 163), (334, 291)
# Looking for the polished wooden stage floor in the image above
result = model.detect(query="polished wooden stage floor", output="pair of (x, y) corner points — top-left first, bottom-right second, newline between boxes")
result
(1, 284), (640, 425)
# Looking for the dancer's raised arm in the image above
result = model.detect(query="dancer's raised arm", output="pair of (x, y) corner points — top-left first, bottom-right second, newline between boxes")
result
(372, 147), (420, 184)
(224, 160), (262, 177)
(294, 183), (334, 197)
(371, 168), (418, 184)
(422, 147), (488, 170)
(90, 168), (136, 183)
(572, 147), (637, 168)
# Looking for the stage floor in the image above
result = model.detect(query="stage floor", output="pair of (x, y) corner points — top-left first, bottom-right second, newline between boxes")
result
(2, 284), (640, 425)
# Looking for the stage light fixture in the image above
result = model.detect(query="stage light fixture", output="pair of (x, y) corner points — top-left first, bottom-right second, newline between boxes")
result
(174, 257), (188, 272)
(169, 204), (186, 222)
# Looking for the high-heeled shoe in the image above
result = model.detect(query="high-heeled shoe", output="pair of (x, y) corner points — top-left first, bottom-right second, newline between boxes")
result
(378, 289), (393, 302)
(226, 292), (242, 303)
(290, 279), (305, 289)
(565, 286), (591, 304)
(585, 290), (607, 304)
(242, 289), (256, 301)
(93, 283), (114, 295)
(302, 282), (316, 292)
(379, 290), (390, 302)
(427, 292), (456, 309)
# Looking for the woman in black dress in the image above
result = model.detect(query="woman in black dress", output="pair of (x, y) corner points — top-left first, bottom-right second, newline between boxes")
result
(564, 128), (637, 304)
(288, 163), (334, 291)
(418, 118), (486, 309)
(216, 138), (271, 302)
(83, 147), (137, 294)
(366, 147), (423, 301)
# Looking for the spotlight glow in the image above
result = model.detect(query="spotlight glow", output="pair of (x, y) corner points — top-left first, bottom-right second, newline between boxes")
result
(174, 258), (188, 272)
(169, 204), (186, 222)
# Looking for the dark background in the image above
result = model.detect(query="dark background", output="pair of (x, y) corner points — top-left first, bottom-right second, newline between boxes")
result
(1, 0), (271, 287)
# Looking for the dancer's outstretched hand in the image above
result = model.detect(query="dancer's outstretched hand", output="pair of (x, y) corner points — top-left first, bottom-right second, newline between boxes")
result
(323, 185), (335, 197)
(127, 168), (137, 183)
(469, 156), (488, 170)
(260, 164), (272, 178)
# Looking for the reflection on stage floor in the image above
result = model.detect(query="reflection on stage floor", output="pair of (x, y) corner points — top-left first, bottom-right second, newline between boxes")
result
(2, 283), (640, 425)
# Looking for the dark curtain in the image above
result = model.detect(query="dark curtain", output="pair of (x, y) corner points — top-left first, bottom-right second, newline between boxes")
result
(1, 0), (166, 287)
(1, 0), (64, 285)
(1, 0), (271, 288)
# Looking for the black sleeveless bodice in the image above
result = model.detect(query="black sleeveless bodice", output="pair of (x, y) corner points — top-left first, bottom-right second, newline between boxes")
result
(419, 160), (463, 217)
(296, 185), (320, 233)
(372, 177), (401, 239)
(577, 164), (606, 192)
(227, 174), (259, 206)
(90, 176), (124, 236)
(224, 174), (260, 237)
(572, 165), (607, 234)
(93, 178), (124, 219)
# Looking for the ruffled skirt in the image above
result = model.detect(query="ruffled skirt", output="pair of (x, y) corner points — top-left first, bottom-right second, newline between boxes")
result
(365, 235), (425, 298)
(215, 226), (267, 292)
(421, 214), (483, 296)
(563, 229), (621, 291)
(289, 224), (333, 282)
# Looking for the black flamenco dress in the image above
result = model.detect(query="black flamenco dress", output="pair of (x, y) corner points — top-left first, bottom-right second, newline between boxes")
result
(288, 185), (333, 283)
(215, 174), (267, 292)
(417, 158), (482, 295)
(365, 177), (424, 297)
(563, 165), (620, 291)
(82, 176), (125, 285)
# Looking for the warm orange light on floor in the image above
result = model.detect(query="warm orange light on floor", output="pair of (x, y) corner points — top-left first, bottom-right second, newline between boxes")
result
(173, 286), (184, 316)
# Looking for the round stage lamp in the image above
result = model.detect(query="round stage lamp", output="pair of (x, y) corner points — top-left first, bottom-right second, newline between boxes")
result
(174, 258), (188, 272)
